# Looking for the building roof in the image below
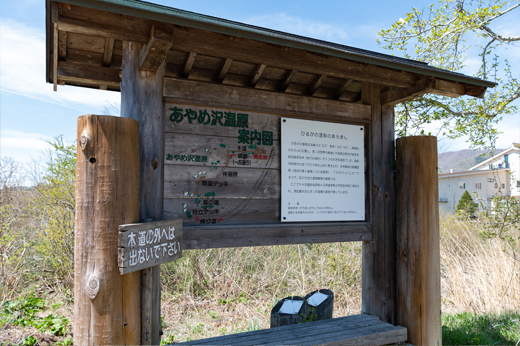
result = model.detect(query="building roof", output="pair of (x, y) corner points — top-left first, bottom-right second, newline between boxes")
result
(439, 168), (509, 179)
(469, 143), (520, 170)
(45, 0), (496, 102)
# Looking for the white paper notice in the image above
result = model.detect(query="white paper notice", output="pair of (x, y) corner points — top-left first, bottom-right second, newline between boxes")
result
(307, 292), (328, 307)
(281, 117), (365, 222)
(279, 300), (304, 314)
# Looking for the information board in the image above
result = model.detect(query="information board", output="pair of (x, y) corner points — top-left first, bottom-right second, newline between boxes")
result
(280, 118), (365, 222)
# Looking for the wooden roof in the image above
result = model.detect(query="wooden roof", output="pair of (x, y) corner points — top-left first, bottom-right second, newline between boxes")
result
(45, 0), (496, 105)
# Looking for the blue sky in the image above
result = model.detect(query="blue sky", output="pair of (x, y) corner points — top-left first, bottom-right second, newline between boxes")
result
(1, 0), (519, 166)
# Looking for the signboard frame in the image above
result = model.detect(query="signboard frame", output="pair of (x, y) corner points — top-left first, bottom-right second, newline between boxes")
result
(162, 78), (372, 249)
(280, 117), (366, 222)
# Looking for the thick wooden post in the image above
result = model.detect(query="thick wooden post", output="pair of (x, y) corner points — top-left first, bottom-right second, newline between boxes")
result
(361, 83), (397, 324)
(121, 40), (166, 345)
(396, 136), (441, 346)
(74, 115), (140, 345)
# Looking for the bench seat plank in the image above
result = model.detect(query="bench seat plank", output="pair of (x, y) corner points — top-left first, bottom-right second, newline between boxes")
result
(174, 314), (407, 346)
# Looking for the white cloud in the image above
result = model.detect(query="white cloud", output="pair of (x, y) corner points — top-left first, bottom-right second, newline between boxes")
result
(0, 19), (120, 110)
(0, 129), (57, 163)
(245, 13), (349, 43)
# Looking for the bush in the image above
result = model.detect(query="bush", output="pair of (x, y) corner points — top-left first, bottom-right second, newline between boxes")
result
(456, 190), (477, 216)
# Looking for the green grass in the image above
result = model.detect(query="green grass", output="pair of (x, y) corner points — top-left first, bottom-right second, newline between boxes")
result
(442, 312), (520, 345)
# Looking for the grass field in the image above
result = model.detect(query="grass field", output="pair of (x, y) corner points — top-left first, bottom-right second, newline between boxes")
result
(1, 214), (519, 345)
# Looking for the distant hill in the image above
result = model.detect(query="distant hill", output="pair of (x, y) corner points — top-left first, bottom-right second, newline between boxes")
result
(438, 148), (505, 173)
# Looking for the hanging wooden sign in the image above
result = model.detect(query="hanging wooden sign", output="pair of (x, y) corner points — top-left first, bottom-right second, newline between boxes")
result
(118, 219), (183, 275)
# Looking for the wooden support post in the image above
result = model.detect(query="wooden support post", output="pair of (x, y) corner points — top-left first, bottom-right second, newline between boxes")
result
(74, 114), (140, 345)
(361, 83), (396, 324)
(396, 136), (441, 346)
(121, 41), (166, 345)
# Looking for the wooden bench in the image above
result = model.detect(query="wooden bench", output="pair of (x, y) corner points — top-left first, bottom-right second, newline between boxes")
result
(175, 314), (407, 345)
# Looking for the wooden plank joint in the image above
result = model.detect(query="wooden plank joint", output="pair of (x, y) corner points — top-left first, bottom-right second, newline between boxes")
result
(381, 78), (435, 105)
(182, 52), (197, 78)
(139, 25), (174, 72)
(250, 63), (266, 87)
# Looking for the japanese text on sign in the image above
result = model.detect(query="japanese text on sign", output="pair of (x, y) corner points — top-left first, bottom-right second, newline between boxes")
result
(118, 219), (183, 275)
(281, 118), (365, 222)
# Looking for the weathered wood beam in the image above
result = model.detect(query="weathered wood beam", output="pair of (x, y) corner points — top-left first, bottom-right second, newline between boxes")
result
(431, 79), (465, 98)
(53, 24), (58, 91)
(57, 61), (120, 88)
(217, 58), (233, 82)
(102, 38), (115, 67)
(309, 74), (326, 95)
(182, 52), (197, 77)
(58, 7), (416, 88)
(381, 78), (435, 106)
(362, 83), (397, 325)
(163, 78), (372, 121)
(139, 25), (174, 72)
(280, 69), (297, 92)
(250, 63), (266, 87)
(464, 84), (487, 98)
(170, 27), (417, 88)
(122, 41), (165, 345)
(335, 79), (353, 99)
(58, 17), (149, 44)
(58, 31), (67, 60)
(52, 2), (59, 91)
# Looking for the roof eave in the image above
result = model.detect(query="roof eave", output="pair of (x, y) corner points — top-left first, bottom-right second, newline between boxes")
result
(50, 0), (497, 89)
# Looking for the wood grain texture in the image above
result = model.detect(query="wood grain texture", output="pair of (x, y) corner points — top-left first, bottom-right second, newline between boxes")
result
(396, 136), (441, 346)
(163, 78), (371, 122)
(167, 26), (417, 88)
(118, 219), (182, 274)
(74, 115), (140, 345)
(174, 314), (406, 345)
(103, 38), (115, 67)
(181, 222), (371, 249)
(381, 78), (435, 106)
(57, 61), (120, 87)
(139, 25), (174, 72)
(121, 41), (164, 345)
(361, 83), (396, 324)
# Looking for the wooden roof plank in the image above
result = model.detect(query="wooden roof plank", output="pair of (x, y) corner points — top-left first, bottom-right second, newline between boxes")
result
(335, 79), (354, 99)
(381, 78), (435, 106)
(181, 52), (197, 77)
(217, 58), (233, 82)
(58, 18), (149, 44)
(309, 74), (327, 95)
(102, 38), (115, 67)
(170, 27), (417, 88)
(57, 7), (417, 88)
(139, 25), (174, 72)
(58, 61), (120, 87)
(250, 63), (266, 87)
(280, 69), (297, 92)
(58, 31), (67, 60)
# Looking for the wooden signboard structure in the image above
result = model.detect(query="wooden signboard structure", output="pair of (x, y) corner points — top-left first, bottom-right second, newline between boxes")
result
(45, 1), (496, 345)
(119, 219), (182, 275)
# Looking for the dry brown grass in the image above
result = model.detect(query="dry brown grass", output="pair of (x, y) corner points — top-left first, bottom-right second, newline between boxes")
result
(160, 216), (520, 343)
(160, 243), (362, 342)
(440, 215), (520, 314)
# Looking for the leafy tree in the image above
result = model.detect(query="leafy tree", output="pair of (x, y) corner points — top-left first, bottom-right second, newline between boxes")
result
(479, 194), (520, 241)
(378, 0), (519, 149)
(456, 190), (478, 215)
(33, 137), (76, 285)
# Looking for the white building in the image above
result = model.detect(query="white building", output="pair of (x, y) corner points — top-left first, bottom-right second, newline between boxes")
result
(438, 143), (520, 215)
